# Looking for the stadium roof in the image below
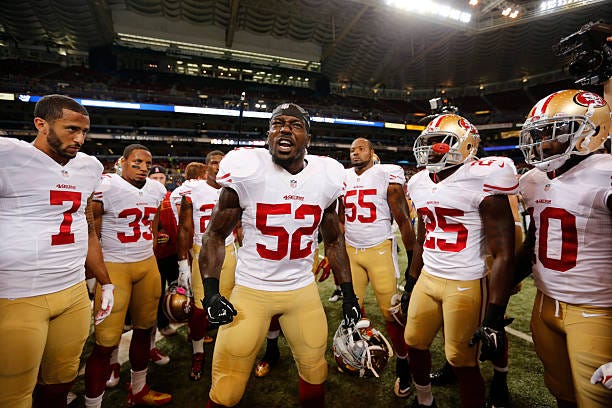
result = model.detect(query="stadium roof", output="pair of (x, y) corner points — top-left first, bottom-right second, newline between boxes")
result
(2, 0), (612, 93)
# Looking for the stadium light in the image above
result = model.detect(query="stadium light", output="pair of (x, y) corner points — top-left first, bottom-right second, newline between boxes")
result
(384, 0), (472, 24)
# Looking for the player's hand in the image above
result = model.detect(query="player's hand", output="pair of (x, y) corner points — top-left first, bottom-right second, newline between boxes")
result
(94, 284), (115, 325)
(314, 257), (331, 282)
(590, 362), (612, 389)
(177, 259), (192, 296)
(342, 295), (361, 328)
(202, 294), (237, 325)
(469, 304), (512, 362)
(156, 232), (169, 245)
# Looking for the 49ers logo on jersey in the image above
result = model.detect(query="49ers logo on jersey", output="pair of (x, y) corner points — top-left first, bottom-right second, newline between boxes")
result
(574, 92), (606, 108)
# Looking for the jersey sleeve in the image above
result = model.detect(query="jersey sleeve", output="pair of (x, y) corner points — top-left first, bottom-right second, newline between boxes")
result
(92, 173), (114, 204)
(217, 148), (262, 194)
(477, 157), (519, 196)
(319, 156), (346, 208)
(383, 164), (406, 186)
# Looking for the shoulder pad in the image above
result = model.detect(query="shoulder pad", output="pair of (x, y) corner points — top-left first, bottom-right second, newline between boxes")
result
(217, 148), (266, 186)
(469, 157), (518, 195)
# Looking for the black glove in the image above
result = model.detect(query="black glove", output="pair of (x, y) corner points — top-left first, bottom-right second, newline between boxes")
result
(401, 274), (418, 315)
(469, 304), (512, 362)
(202, 293), (237, 325)
(340, 282), (361, 327)
(202, 278), (237, 325)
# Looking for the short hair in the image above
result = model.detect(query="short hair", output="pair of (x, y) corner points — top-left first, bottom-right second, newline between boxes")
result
(184, 162), (207, 179)
(206, 150), (225, 164)
(34, 94), (89, 122)
(122, 144), (150, 159)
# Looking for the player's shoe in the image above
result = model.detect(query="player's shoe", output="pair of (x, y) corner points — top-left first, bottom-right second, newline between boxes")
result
(190, 353), (204, 381)
(149, 348), (170, 366)
(328, 289), (343, 302)
(394, 357), (413, 398)
(67, 391), (77, 405)
(394, 377), (413, 398)
(254, 348), (280, 378)
(127, 384), (172, 406)
(106, 363), (121, 388)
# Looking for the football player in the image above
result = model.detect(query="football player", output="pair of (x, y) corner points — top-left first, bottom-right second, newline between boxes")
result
(175, 155), (238, 381)
(84, 144), (171, 407)
(338, 138), (417, 397)
(405, 114), (518, 407)
(0, 95), (113, 408)
(199, 103), (361, 408)
(515, 89), (612, 408)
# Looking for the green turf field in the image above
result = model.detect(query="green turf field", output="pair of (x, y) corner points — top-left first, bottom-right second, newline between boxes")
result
(71, 247), (555, 407)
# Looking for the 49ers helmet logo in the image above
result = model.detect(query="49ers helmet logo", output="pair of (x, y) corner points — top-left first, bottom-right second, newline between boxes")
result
(458, 117), (479, 135)
(574, 91), (606, 108)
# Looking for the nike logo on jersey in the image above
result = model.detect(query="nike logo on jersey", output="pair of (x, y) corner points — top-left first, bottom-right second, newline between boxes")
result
(457, 287), (471, 292)
(582, 312), (608, 318)
(378, 251), (386, 255)
(498, 162), (505, 168)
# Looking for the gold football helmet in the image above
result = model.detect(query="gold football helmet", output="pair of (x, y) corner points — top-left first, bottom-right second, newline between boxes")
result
(413, 114), (480, 173)
(162, 282), (192, 323)
(520, 89), (611, 171)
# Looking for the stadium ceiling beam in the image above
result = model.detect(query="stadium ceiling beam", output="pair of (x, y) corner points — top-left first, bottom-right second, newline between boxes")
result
(321, 3), (370, 62)
(225, 0), (241, 48)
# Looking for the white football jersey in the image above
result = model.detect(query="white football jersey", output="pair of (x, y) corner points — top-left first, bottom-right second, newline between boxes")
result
(93, 174), (166, 263)
(343, 164), (406, 248)
(408, 157), (518, 280)
(520, 154), (612, 307)
(0, 138), (103, 297)
(217, 148), (345, 291)
(171, 179), (234, 246)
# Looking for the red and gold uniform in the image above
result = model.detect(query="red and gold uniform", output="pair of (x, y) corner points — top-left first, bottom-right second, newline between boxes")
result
(405, 157), (518, 367)
(520, 154), (612, 407)
(91, 173), (166, 346)
(0, 137), (103, 407)
(209, 148), (344, 407)
(343, 163), (403, 321)
(172, 179), (237, 302)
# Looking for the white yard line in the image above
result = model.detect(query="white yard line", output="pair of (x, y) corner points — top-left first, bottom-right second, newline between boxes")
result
(506, 326), (533, 344)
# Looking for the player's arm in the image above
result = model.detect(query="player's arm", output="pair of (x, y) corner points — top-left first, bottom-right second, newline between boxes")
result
(85, 197), (108, 282)
(387, 183), (416, 270)
(469, 194), (515, 361)
(151, 205), (161, 251)
(400, 211), (425, 315)
(176, 196), (194, 261)
(176, 195), (194, 292)
(336, 196), (346, 234)
(481, 194), (515, 307)
(85, 196), (114, 324)
(320, 200), (361, 327)
(199, 187), (241, 325)
(513, 208), (536, 286)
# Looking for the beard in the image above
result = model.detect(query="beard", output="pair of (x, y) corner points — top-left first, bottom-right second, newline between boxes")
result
(47, 128), (77, 160)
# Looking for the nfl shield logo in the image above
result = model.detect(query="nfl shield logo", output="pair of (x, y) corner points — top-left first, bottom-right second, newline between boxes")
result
(544, 184), (551, 192)
(61, 170), (69, 178)
(290, 179), (297, 189)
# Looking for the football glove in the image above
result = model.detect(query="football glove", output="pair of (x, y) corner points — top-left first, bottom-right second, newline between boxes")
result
(339, 282), (361, 327)
(202, 293), (237, 325)
(401, 274), (418, 315)
(177, 259), (192, 297)
(590, 362), (612, 389)
(94, 284), (115, 325)
(469, 304), (512, 362)
(314, 257), (331, 282)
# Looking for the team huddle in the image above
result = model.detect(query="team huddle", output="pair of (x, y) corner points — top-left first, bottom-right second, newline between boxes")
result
(0, 90), (610, 408)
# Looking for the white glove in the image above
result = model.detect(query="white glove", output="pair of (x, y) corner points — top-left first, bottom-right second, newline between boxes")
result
(94, 284), (114, 325)
(590, 362), (612, 389)
(177, 259), (192, 296)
